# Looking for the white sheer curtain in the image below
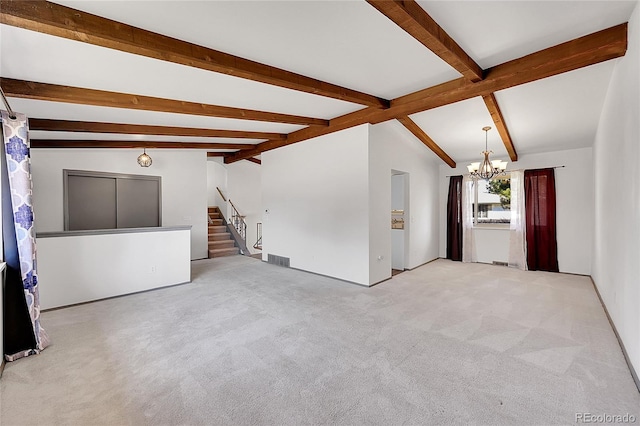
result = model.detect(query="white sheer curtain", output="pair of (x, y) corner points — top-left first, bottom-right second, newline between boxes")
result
(462, 175), (477, 263)
(508, 170), (527, 270)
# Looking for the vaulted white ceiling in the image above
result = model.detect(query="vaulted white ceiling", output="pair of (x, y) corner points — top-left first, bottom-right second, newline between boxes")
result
(0, 0), (637, 165)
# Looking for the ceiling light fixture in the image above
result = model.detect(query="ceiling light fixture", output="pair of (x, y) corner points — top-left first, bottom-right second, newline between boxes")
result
(137, 148), (152, 167)
(467, 126), (507, 180)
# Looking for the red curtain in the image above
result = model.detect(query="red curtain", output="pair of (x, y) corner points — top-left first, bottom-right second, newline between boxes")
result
(446, 175), (463, 261)
(524, 169), (559, 272)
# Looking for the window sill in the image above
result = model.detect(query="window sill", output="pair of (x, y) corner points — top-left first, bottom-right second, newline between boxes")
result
(473, 225), (510, 231)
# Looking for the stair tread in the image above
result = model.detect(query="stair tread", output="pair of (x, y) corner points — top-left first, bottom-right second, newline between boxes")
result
(207, 207), (236, 258)
(210, 236), (230, 241)
(208, 247), (240, 258)
(209, 247), (240, 253)
(209, 240), (235, 247)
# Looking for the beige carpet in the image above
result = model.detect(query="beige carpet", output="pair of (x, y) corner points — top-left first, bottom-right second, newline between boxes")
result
(1, 257), (638, 425)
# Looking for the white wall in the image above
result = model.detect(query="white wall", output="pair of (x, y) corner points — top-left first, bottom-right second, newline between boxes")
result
(262, 125), (371, 285)
(439, 147), (594, 275)
(227, 160), (262, 254)
(38, 229), (191, 309)
(369, 120), (441, 284)
(206, 159), (228, 210)
(31, 149), (208, 259)
(262, 121), (440, 287)
(592, 1), (640, 378)
(368, 128), (392, 284)
(473, 228), (510, 264)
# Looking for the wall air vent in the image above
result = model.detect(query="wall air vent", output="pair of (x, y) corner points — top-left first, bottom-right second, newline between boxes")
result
(267, 254), (290, 268)
(492, 261), (509, 267)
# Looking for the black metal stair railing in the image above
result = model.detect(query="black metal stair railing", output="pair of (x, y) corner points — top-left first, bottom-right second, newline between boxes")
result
(253, 222), (262, 250)
(228, 199), (247, 242)
(216, 186), (247, 242)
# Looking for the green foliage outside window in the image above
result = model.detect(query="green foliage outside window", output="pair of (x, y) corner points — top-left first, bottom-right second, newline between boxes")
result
(486, 178), (511, 209)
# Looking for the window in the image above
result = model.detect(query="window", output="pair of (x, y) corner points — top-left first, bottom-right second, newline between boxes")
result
(64, 170), (161, 231)
(472, 175), (511, 226)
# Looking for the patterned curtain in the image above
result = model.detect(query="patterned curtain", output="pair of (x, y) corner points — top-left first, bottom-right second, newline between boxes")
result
(1, 111), (49, 361)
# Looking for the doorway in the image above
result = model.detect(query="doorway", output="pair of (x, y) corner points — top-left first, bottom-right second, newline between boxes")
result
(391, 171), (409, 275)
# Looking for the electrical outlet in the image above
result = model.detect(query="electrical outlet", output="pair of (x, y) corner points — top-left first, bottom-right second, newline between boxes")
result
(150, 266), (157, 273)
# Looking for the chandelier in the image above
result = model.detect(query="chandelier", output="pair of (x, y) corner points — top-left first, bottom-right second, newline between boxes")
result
(467, 126), (507, 180)
(137, 148), (152, 167)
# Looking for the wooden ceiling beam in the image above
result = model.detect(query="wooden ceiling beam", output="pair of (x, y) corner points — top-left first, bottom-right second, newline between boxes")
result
(383, 23), (628, 120)
(29, 118), (287, 141)
(0, 78), (328, 127)
(0, 0), (388, 109)
(397, 116), (455, 167)
(212, 151), (261, 164)
(224, 144), (269, 164)
(225, 147), (266, 163)
(366, 0), (483, 82)
(225, 23), (627, 163)
(482, 94), (517, 161)
(31, 140), (256, 150)
(224, 108), (375, 163)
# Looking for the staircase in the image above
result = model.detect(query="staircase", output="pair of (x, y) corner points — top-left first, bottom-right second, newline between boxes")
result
(208, 206), (239, 258)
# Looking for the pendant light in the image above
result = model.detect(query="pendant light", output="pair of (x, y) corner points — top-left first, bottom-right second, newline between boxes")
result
(137, 148), (152, 167)
(467, 126), (507, 180)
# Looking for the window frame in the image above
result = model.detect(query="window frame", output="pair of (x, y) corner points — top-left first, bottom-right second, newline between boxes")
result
(472, 173), (511, 229)
(63, 169), (162, 231)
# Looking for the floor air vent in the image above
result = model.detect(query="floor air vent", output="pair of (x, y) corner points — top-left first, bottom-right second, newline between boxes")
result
(267, 254), (290, 268)
(492, 261), (509, 267)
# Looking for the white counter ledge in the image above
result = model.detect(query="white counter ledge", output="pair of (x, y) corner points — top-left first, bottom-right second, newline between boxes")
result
(37, 225), (192, 238)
